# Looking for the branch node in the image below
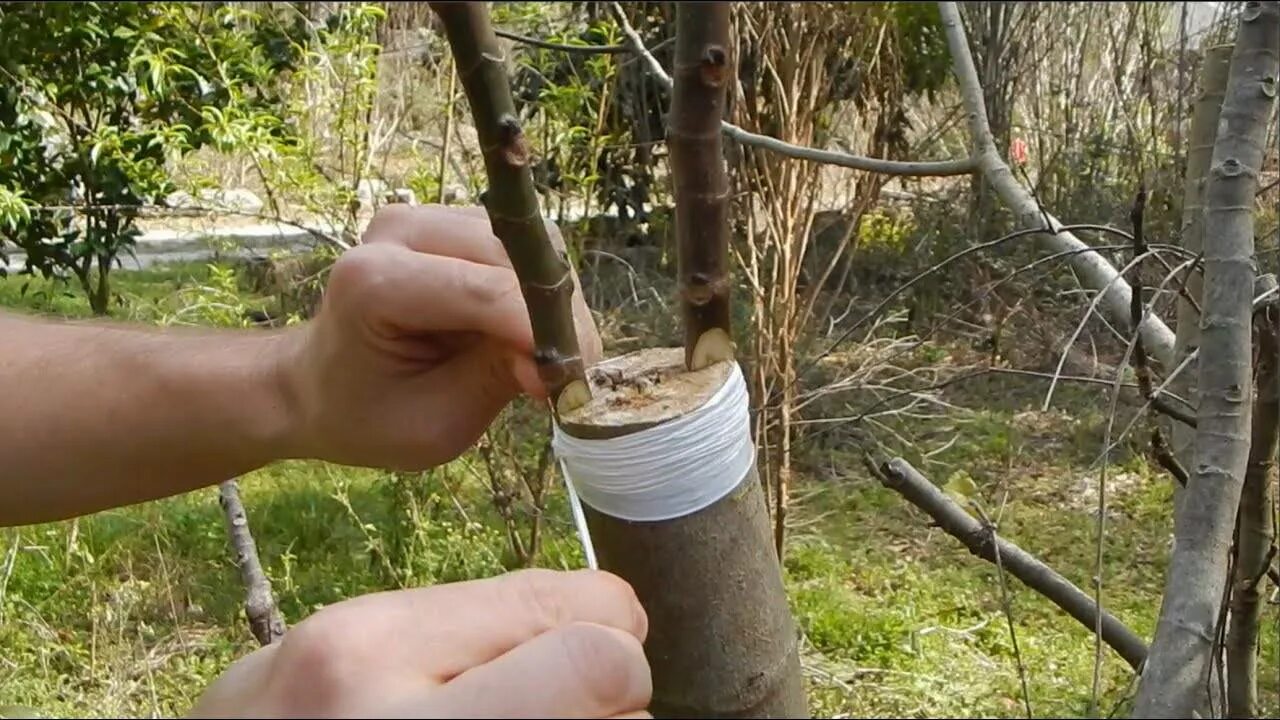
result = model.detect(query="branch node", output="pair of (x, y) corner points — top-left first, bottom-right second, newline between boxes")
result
(700, 45), (729, 86)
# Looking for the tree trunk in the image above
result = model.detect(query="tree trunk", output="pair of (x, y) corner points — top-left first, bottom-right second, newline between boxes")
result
(1226, 274), (1279, 719)
(1172, 43), (1234, 501)
(560, 349), (807, 719)
(1133, 4), (1280, 716)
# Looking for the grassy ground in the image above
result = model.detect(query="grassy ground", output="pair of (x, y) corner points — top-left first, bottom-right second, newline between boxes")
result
(1, 263), (1276, 718)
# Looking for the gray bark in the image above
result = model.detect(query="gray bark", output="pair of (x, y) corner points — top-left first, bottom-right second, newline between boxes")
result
(872, 457), (1149, 672)
(219, 479), (286, 646)
(1133, 4), (1280, 716)
(1226, 274), (1279, 719)
(938, 1), (1178, 368)
(1172, 44), (1235, 501)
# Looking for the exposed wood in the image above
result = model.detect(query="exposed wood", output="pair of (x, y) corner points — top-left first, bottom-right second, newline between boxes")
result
(560, 348), (808, 719)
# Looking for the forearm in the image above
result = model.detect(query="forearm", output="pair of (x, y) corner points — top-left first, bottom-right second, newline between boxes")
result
(1, 312), (299, 526)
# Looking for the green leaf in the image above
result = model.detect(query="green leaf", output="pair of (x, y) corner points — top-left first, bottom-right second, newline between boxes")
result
(942, 471), (980, 506)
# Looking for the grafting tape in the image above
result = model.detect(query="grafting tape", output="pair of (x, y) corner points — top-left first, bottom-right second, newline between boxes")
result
(552, 361), (754, 524)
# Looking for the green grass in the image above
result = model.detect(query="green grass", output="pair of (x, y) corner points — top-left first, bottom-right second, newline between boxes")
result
(1, 264), (1277, 718)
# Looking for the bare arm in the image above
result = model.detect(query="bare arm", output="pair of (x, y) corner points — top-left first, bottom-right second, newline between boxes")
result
(0, 205), (601, 527)
(1, 313), (297, 525)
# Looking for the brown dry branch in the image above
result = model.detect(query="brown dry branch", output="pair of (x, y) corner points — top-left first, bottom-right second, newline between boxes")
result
(218, 480), (285, 646)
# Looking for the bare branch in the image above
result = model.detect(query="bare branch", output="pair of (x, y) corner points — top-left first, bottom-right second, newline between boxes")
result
(494, 28), (628, 54)
(937, 1), (1177, 367)
(607, 2), (976, 177)
(218, 480), (285, 646)
(864, 455), (1148, 672)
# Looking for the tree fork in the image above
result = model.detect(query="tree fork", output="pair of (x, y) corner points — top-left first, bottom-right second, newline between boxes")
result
(559, 349), (808, 719)
(670, 1), (734, 370)
(429, 1), (591, 413)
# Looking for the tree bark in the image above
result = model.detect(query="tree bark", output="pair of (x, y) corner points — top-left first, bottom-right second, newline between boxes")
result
(1172, 44), (1235, 468)
(1133, 4), (1280, 716)
(670, 2), (733, 371)
(560, 349), (807, 719)
(937, 1), (1178, 368)
(1226, 274), (1279, 719)
(870, 456), (1149, 671)
(218, 479), (286, 646)
(429, 1), (591, 413)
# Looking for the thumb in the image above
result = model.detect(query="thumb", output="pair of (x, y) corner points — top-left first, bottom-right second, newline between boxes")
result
(412, 340), (525, 459)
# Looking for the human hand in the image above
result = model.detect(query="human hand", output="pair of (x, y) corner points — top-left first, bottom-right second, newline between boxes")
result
(189, 569), (651, 718)
(278, 204), (602, 470)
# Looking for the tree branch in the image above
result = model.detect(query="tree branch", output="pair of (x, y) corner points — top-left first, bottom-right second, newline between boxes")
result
(607, 2), (977, 177)
(865, 455), (1148, 672)
(937, 1), (1178, 367)
(670, 2), (733, 370)
(218, 479), (285, 646)
(430, 1), (591, 413)
(1127, 187), (1196, 493)
(493, 28), (628, 54)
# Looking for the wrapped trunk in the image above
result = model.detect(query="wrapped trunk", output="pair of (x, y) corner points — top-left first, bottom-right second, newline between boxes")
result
(432, 3), (807, 716)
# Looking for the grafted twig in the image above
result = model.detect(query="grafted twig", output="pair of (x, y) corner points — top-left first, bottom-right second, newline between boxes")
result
(607, 2), (977, 177)
(430, 1), (591, 413)
(669, 2), (734, 370)
(863, 454), (1148, 672)
(218, 480), (285, 646)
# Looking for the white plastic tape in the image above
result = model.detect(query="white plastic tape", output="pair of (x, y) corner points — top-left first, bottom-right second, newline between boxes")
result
(552, 361), (754, 524)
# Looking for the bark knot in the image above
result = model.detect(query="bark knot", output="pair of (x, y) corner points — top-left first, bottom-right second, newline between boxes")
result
(1261, 76), (1277, 99)
(699, 45), (729, 86)
(1218, 158), (1244, 177)
(682, 271), (729, 305)
(1242, 1), (1262, 21)
(496, 114), (530, 167)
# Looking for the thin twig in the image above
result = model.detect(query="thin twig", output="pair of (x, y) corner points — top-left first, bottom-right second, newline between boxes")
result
(989, 500), (1034, 718)
(494, 27), (629, 54)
